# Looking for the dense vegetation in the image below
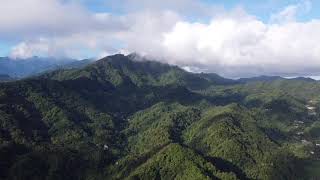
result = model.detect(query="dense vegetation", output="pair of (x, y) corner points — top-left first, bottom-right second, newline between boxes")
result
(1, 54), (320, 179)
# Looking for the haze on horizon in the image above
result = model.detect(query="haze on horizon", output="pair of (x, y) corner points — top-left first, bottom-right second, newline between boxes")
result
(1, 0), (320, 78)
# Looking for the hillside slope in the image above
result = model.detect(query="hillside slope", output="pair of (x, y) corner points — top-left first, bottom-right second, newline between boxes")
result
(0, 54), (320, 179)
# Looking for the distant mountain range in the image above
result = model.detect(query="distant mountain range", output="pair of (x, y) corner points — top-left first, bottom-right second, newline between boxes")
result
(0, 56), (94, 78)
(0, 74), (15, 82)
(238, 75), (317, 83)
(0, 55), (317, 83)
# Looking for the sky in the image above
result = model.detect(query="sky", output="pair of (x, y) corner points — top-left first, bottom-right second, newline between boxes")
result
(1, 0), (320, 78)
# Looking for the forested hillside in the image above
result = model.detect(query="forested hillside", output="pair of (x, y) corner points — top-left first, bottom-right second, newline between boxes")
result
(1, 54), (320, 179)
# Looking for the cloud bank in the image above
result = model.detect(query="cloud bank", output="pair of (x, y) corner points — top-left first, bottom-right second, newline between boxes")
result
(159, 15), (320, 77)
(2, 0), (320, 77)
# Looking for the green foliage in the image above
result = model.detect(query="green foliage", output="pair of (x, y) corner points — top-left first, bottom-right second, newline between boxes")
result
(127, 143), (237, 180)
(0, 54), (319, 179)
(183, 104), (278, 179)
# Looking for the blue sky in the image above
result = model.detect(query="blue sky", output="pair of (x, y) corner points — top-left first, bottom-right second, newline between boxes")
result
(1, 0), (320, 77)
(0, 43), (11, 57)
(98, 0), (320, 21)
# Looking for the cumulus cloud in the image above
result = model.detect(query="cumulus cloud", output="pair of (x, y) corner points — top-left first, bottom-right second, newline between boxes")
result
(155, 16), (320, 77)
(4, 0), (320, 77)
(9, 33), (124, 59)
(270, 0), (312, 23)
(10, 39), (50, 59)
(114, 1), (320, 77)
(8, 7), (182, 59)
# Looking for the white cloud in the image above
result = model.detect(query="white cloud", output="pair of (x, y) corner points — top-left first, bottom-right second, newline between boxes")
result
(9, 9), (182, 59)
(270, 5), (299, 23)
(155, 17), (320, 77)
(270, 0), (312, 23)
(4, 0), (320, 77)
(9, 32), (124, 59)
(10, 39), (49, 59)
(110, 2), (320, 77)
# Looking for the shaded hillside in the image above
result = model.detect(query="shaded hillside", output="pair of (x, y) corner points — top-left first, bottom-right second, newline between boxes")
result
(43, 54), (235, 90)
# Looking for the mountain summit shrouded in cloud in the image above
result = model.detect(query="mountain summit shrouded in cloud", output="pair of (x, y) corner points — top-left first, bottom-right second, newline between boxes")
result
(1, 0), (320, 78)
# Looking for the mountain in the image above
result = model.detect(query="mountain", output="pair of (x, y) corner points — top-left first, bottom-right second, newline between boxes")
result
(238, 75), (317, 83)
(0, 54), (320, 180)
(60, 58), (95, 69)
(290, 77), (317, 82)
(42, 54), (234, 90)
(0, 56), (79, 78)
(238, 75), (284, 83)
(0, 74), (14, 82)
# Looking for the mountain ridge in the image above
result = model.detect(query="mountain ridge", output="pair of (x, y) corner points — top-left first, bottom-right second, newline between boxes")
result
(0, 56), (83, 78)
(0, 53), (320, 179)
